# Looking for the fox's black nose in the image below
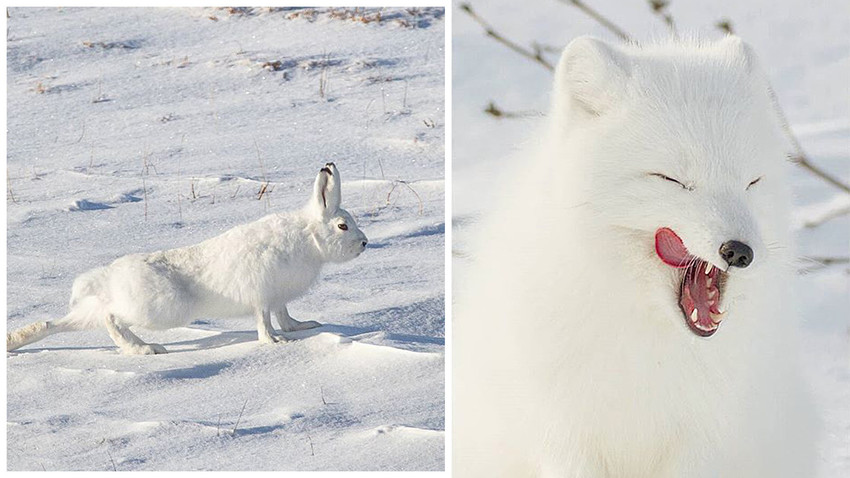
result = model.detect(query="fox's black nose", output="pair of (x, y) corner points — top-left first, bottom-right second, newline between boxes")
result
(719, 240), (753, 268)
(361, 240), (368, 247)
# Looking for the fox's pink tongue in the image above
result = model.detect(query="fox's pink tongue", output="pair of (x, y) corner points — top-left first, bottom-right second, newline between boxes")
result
(655, 228), (693, 268)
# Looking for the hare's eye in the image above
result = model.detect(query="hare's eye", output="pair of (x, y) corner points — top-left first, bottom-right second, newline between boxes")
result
(649, 173), (693, 191)
(337, 224), (348, 231)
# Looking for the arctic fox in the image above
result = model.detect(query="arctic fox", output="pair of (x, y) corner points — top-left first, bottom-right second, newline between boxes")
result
(454, 37), (815, 477)
(7, 163), (368, 355)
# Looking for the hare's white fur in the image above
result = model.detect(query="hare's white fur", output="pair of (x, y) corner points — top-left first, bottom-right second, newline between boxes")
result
(454, 37), (815, 477)
(8, 163), (367, 355)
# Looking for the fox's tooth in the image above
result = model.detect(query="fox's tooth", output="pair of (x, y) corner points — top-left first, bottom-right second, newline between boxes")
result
(705, 264), (713, 275)
(690, 309), (699, 323)
(707, 289), (718, 299)
(710, 311), (726, 324)
(706, 277), (713, 287)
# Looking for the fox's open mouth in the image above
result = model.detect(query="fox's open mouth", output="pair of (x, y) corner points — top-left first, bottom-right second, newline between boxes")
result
(656, 228), (727, 337)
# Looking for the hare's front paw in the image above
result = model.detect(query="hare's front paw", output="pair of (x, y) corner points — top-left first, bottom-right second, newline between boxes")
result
(125, 343), (167, 355)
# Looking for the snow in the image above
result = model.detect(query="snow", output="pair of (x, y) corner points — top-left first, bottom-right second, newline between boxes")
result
(6, 7), (444, 471)
(453, 0), (848, 475)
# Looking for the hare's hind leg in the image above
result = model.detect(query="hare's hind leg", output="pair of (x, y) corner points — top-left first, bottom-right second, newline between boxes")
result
(104, 315), (167, 355)
(275, 305), (321, 332)
(256, 308), (286, 344)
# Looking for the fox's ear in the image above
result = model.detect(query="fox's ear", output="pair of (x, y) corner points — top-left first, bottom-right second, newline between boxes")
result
(310, 162), (341, 216)
(554, 36), (631, 118)
(718, 35), (758, 74)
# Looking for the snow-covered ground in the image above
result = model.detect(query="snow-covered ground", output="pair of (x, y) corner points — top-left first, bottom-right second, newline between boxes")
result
(6, 7), (444, 471)
(453, 0), (848, 476)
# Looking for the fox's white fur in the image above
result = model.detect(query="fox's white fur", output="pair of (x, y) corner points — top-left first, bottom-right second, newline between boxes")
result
(454, 37), (816, 477)
(7, 163), (368, 355)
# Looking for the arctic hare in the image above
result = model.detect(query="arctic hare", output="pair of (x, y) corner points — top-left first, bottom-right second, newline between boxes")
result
(7, 163), (368, 355)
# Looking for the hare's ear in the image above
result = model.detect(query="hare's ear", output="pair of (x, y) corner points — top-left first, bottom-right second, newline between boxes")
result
(554, 36), (631, 119)
(310, 162), (341, 216)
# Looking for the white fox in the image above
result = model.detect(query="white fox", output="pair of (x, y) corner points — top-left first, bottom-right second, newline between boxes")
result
(7, 163), (368, 355)
(454, 37), (815, 477)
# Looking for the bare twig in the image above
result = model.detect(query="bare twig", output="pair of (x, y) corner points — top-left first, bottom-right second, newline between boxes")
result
(107, 449), (117, 471)
(254, 139), (272, 204)
(557, 0), (633, 42)
(485, 101), (542, 119)
(805, 256), (850, 266)
(142, 176), (148, 220)
(532, 41), (565, 55)
(319, 51), (330, 99)
(459, 3), (554, 72)
(716, 18), (734, 34)
(803, 204), (850, 228)
(307, 434), (315, 456)
(177, 134), (185, 221)
(232, 398), (248, 435)
(75, 120), (86, 143)
(648, 0), (677, 37)
(798, 256), (850, 274)
(7, 168), (17, 203)
(767, 85), (850, 194)
(386, 180), (425, 215)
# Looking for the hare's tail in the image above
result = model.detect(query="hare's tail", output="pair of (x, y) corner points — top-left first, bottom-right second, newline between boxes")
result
(7, 297), (105, 352)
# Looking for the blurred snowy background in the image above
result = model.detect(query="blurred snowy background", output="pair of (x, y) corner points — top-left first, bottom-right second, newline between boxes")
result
(453, 1), (848, 475)
(6, 7), (444, 471)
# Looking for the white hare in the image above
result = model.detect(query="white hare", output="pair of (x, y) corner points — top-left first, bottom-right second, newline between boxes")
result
(7, 163), (368, 355)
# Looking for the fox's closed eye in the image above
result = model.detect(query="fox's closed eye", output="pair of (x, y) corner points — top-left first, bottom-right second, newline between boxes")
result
(649, 173), (693, 191)
(338, 223), (348, 231)
(746, 176), (763, 190)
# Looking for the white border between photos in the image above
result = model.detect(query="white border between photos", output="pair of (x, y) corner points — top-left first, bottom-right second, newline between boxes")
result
(1, 1), (452, 477)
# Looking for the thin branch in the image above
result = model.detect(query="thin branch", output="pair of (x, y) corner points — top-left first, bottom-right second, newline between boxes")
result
(715, 18), (734, 34)
(557, 0), (633, 43)
(803, 204), (850, 228)
(805, 256), (850, 266)
(74, 120), (86, 144)
(767, 85), (850, 194)
(7, 168), (17, 203)
(106, 449), (117, 471)
(386, 180), (425, 215)
(232, 398), (248, 435)
(459, 3), (554, 72)
(648, 0), (677, 37)
(532, 41), (565, 55)
(142, 175), (148, 220)
(254, 138), (272, 205)
(798, 256), (850, 274)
